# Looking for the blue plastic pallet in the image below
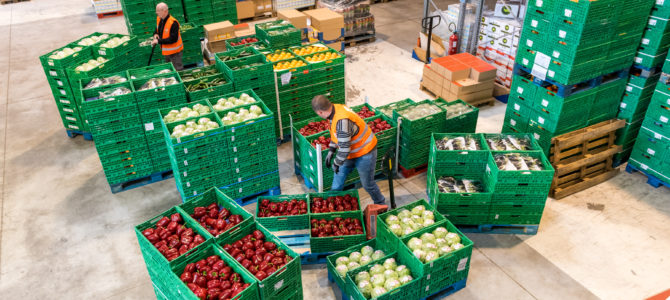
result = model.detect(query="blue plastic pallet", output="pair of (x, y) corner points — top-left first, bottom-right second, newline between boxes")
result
(513, 63), (628, 98)
(327, 270), (352, 300)
(277, 232), (335, 265)
(625, 164), (670, 189)
(494, 93), (509, 104)
(110, 169), (174, 193)
(66, 129), (93, 141)
(457, 224), (539, 235)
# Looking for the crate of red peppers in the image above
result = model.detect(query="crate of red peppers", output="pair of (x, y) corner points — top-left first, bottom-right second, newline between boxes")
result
(351, 103), (377, 120)
(308, 190), (361, 215)
(170, 243), (260, 300)
(219, 222), (303, 300)
(310, 210), (367, 254)
(179, 188), (254, 241)
(255, 194), (310, 231)
(135, 206), (211, 271)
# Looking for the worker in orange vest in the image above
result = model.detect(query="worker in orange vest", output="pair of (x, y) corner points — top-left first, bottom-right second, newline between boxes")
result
(152, 2), (184, 70)
(311, 95), (386, 204)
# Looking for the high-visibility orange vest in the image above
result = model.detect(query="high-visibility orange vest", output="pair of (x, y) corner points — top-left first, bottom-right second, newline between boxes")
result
(330, 104), (377, 159)
(156, 15), (183, 55)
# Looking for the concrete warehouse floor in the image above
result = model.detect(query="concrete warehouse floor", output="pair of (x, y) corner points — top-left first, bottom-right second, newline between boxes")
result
(0, 0), (669, 299)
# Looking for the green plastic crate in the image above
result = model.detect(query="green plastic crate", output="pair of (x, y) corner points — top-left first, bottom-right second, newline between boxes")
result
(178, 187), (254, 236)
(397, 221), (473, 298)
(487, 151), (555, 192)
(374, 98), (415, 118)
(309, 211), (366, 254)
(134, 206), (213, 273)
(325, 238), (395, 297)
(375, 199), (447, 249)
(344, 252), (422, 300)
(169, 242), (260, 300)
(255, 194), (310, 231)
(185, 74), (234, 101)
(217, 222), (302, 300)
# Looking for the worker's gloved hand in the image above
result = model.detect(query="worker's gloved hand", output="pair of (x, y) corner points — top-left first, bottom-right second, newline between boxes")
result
(325, 147), (336, 169)
(332, 162), (340, 174)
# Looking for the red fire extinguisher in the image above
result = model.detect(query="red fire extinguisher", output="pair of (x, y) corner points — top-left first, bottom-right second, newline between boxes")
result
(449, 31), (459, 55)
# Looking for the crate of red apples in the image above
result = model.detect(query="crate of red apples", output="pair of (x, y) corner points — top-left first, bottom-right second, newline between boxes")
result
(170, 243), (260, 300)
(220, 223), (303, 300)
(255, 195), (310, 231)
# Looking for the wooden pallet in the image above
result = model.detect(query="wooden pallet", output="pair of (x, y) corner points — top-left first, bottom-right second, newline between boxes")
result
(238, 13), (273, 23)
(1, 0), (29, 4)
(420, 84), (495, 107)
(97, 11), (123, 19)
(344, 33), (375, 47)
(549, 119), (625, 199)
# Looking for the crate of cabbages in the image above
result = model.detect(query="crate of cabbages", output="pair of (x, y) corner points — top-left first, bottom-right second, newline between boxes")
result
(375, 199), (472, 298)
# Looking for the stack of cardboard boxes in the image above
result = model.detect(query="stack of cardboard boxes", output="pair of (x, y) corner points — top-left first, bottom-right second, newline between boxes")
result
(476, 16), (521, 88)
(204, 21), (235, 54)
(421, 53), (497, 105)
(304, 8), (345, 50)
(236, 0), (272, 20)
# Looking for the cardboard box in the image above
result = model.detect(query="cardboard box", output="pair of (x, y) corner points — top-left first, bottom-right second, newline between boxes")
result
(234, 23), (254, 37)
(254, 0), (271, 14)
(305, 8), (344, 40)
(208, 39), (228, 53)
(236, 1), (255, 19)
(278, 9), (308, 29)
(459, 89), (492, 102)
(204, 21), (234, 42)
(452, 79), (495, 95)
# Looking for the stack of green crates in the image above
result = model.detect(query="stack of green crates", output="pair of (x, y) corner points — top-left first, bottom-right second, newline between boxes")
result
(427, 133), (494, 225)
(256, 21), (302, 49)
(629, 58), (670, 181)
(161, 90), (280, 201)
(266, 43), (345, 137)
(129, 64), (188, 173)
(122, 0), (157, 37)
(394, 100), (449, 170)
(634, 9), (670, 69)
(81, 80), (154, 185)
(179, 23), (204, 66)
(427, 133), (553, 226)
(519, 0), (653, 85)
(183, 0), (237, 25)
(135, 187), (302, 300)
(291, 104), (395, 191)
(375, 199), (473, 299)
(614, 67), (664, 165)
(40, 33), (138, 135)
(504, 71), (627, 155)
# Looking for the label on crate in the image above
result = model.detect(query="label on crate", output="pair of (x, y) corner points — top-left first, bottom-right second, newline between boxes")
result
(183, 148), (188, 154)
(98, 50), (107, 56)
(640, 163), (649, 170)
(531, 20), (538, 28)
(48, 61), (55, 67)
(56, 80), (63, 86)
(63, 108), (74, 113)
(658, 0), (664, 5)
(426, 274), (431, 280)
(60, 89), (66, 95)
(626, 85), (633, 92)
(522, 58), (529, 65)
(234, 157), (238, 163)
(68, 124), (80, 130)
(647, 148), (656, 155)
(233, 147), (237, 152)
(274, 279), (284, 291)
(280, 72), (292, 85)
(660, 116), (669, 123)
(649, 19), (657, 26)
(59, 99), (70, 104)
(620, 103), (627, 109)
(236, 168), (240, 173)
(552, 51), (560, 59)
(517, 86), (524, 94)
(510, 119), (517, 126)
(145, 123), (154, 131)
(535, 52), (551, 68)
(66, 116), (76, 121)
(541, 99), (549, 107)
(534, 133), (540, 140)
(238, 177), (242, 182)
(564, 9), (572, 18)
(558, 30), (567, 39)
(514, 103), (521, 111)
(526, 39), (534, 47)
(184, 160), (188, 166)
(457, 257), (469, 271)
(186, 182), (191, 187)
(239, 188), (243, 193)
(183, 171), (187, 177)
(635, 57), (643, 63)
(537, 116), (545, 124)
(531, 64), (548, 81)
(547, 70), (555, 78)
(654, 132), (662, 139)
(49, 70), (57, 77)
(642, 38), (650, 45)
(536, 0), (543, 7)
